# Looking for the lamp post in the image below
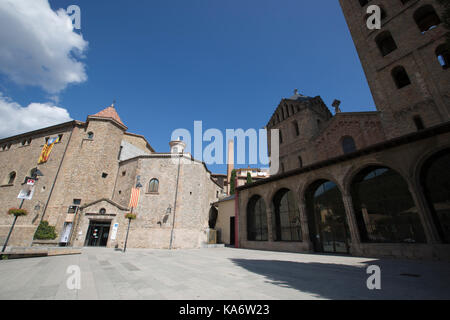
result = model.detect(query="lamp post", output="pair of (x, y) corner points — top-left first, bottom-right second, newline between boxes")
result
(1, 168), (43, 254)
(123, 179), (142, 253)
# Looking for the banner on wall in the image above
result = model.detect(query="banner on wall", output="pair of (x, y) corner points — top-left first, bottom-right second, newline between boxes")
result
(110, 223), (119, 240)
(38, 136), (60, 164)
(129, 187), (141, 209)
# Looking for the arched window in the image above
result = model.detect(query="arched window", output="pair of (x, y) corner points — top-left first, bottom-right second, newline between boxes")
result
(342, 136), (357, 154)
(421, 149), (450, 243)
(272, 189), (302, 241)
(305, 180), (349, 253)
(375, 31), (397, 56)
(148, 178), (159, 193)
(414, 5), (441, 33)
(7, 171), (16, 185)
(87, 132), (94, 139)
(436, 44), (450, 69)
(247, 195), (268, 241)
(351, 166), (426, 243)
(392, 66), (411, 89)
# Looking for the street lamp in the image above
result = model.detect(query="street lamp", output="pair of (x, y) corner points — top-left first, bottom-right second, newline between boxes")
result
(1, 168), (44, 254)
(123, 178), (142, 253)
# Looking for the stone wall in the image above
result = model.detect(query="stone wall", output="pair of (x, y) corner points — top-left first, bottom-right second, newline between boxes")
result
(237, 128), (450, 261)
(339, 0), (450, 138)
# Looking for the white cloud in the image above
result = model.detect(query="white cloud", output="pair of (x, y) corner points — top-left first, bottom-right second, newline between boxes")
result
(0, 0), (88, 93)
(0, 94), (72, 139)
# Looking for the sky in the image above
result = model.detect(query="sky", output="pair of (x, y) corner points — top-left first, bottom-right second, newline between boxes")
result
(0, 0), (376, 174)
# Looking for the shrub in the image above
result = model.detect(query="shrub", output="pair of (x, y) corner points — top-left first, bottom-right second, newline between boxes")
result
(8, 208), (28, 217)
(34, 221), (57, 240)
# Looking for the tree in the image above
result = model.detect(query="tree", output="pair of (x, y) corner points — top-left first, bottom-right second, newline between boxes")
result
(246, 172), (253, 185)
(230, 169), (237, 195)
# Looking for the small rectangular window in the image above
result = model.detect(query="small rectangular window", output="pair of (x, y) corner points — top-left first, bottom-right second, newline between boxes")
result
(414, 116), (425, 131)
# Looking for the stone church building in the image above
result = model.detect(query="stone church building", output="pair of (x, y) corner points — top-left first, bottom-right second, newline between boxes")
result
(236, 0), (450, 260)
(0, 106), (222, 249)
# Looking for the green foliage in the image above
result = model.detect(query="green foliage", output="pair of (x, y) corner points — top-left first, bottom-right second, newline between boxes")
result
(246, 172), (253, 185)
(7, 208), (28, 217)
(125, 213), (137, 220)
(34, 221), (57, 240)
(230, 170), (237, 195)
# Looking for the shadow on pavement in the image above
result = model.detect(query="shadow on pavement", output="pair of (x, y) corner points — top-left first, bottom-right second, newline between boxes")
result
(230, 258), (450, 300)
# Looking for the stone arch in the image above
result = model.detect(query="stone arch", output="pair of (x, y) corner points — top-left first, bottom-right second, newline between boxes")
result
(298, 172), (343, 203)
(246, 194), (268, 241)
(303, 179), (350, 253)
(342, 160), (410, 196)
(417, 147), (450, 243)
(349, 165), (426, 244)
(411, 144), (450, 187)
(267, 182), (298, 207)
(271, 187), (302, 241)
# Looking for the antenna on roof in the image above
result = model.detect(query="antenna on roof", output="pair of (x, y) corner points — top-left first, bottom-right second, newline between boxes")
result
(112, 99), (116, 108)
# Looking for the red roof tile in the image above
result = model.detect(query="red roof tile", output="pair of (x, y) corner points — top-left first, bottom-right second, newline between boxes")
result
(91, 105), (125, 126)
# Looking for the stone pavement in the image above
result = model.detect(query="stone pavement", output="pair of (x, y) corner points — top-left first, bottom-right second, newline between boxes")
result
(0, 247), (449, 300)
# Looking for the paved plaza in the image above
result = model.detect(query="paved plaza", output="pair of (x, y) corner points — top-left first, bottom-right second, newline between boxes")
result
(0, 247), (449, 300)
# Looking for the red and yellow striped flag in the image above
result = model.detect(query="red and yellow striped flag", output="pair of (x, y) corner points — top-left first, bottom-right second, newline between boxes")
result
(38, 136), (60, 164)
(129, 187), (141, 209)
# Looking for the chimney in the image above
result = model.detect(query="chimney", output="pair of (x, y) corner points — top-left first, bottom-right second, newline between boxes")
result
(227, 140), (235, 187)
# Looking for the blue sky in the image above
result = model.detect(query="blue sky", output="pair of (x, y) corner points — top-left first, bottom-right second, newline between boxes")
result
(0, 0), (375, 174)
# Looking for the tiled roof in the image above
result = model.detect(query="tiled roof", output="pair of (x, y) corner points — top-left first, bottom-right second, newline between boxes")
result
(91, 105), (125, 126)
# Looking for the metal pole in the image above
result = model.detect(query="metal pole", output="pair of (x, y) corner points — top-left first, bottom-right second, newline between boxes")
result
(1, 199), (24, 253)
(169, 154), (182, 250)
(123, 218), (131, 253)
(123, 208), (133, 253)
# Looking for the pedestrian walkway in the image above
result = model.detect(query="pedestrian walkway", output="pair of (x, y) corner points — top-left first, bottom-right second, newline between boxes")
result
(0, 247), (449, 300)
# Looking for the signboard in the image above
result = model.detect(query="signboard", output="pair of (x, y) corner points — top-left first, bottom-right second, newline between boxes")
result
(110, 223), (119, 240)
(17, 185), (35, 200)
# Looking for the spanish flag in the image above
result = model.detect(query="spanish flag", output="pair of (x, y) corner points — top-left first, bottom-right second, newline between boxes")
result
(38, 136), (59, 164)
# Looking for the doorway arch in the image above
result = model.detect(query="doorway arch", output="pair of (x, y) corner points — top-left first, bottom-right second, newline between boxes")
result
(271, 188), (302, 241)
(351, 166), (426, 243)
(420, 149), (450, 243)
(305, 180), (349, 253)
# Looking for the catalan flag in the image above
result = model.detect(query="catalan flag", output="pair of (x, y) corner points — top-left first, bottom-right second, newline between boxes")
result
(38, 136), (60, 164)
(129, 187), (141, 209)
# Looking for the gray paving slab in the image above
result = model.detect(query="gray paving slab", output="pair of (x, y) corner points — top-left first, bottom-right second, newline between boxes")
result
(0, 247), (449, 300)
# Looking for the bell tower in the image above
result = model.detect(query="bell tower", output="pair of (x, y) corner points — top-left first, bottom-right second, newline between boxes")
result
(339, 0), (450, 138)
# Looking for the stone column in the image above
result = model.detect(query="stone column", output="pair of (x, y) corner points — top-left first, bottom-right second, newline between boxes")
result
(342, 194), (361, 253)
(266, 207), (274, 242)
(407, 181), (441, 244)
(297, 201), (310, 243)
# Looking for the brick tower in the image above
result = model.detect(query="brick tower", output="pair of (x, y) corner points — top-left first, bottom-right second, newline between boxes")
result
(339, 0), (450, 138)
